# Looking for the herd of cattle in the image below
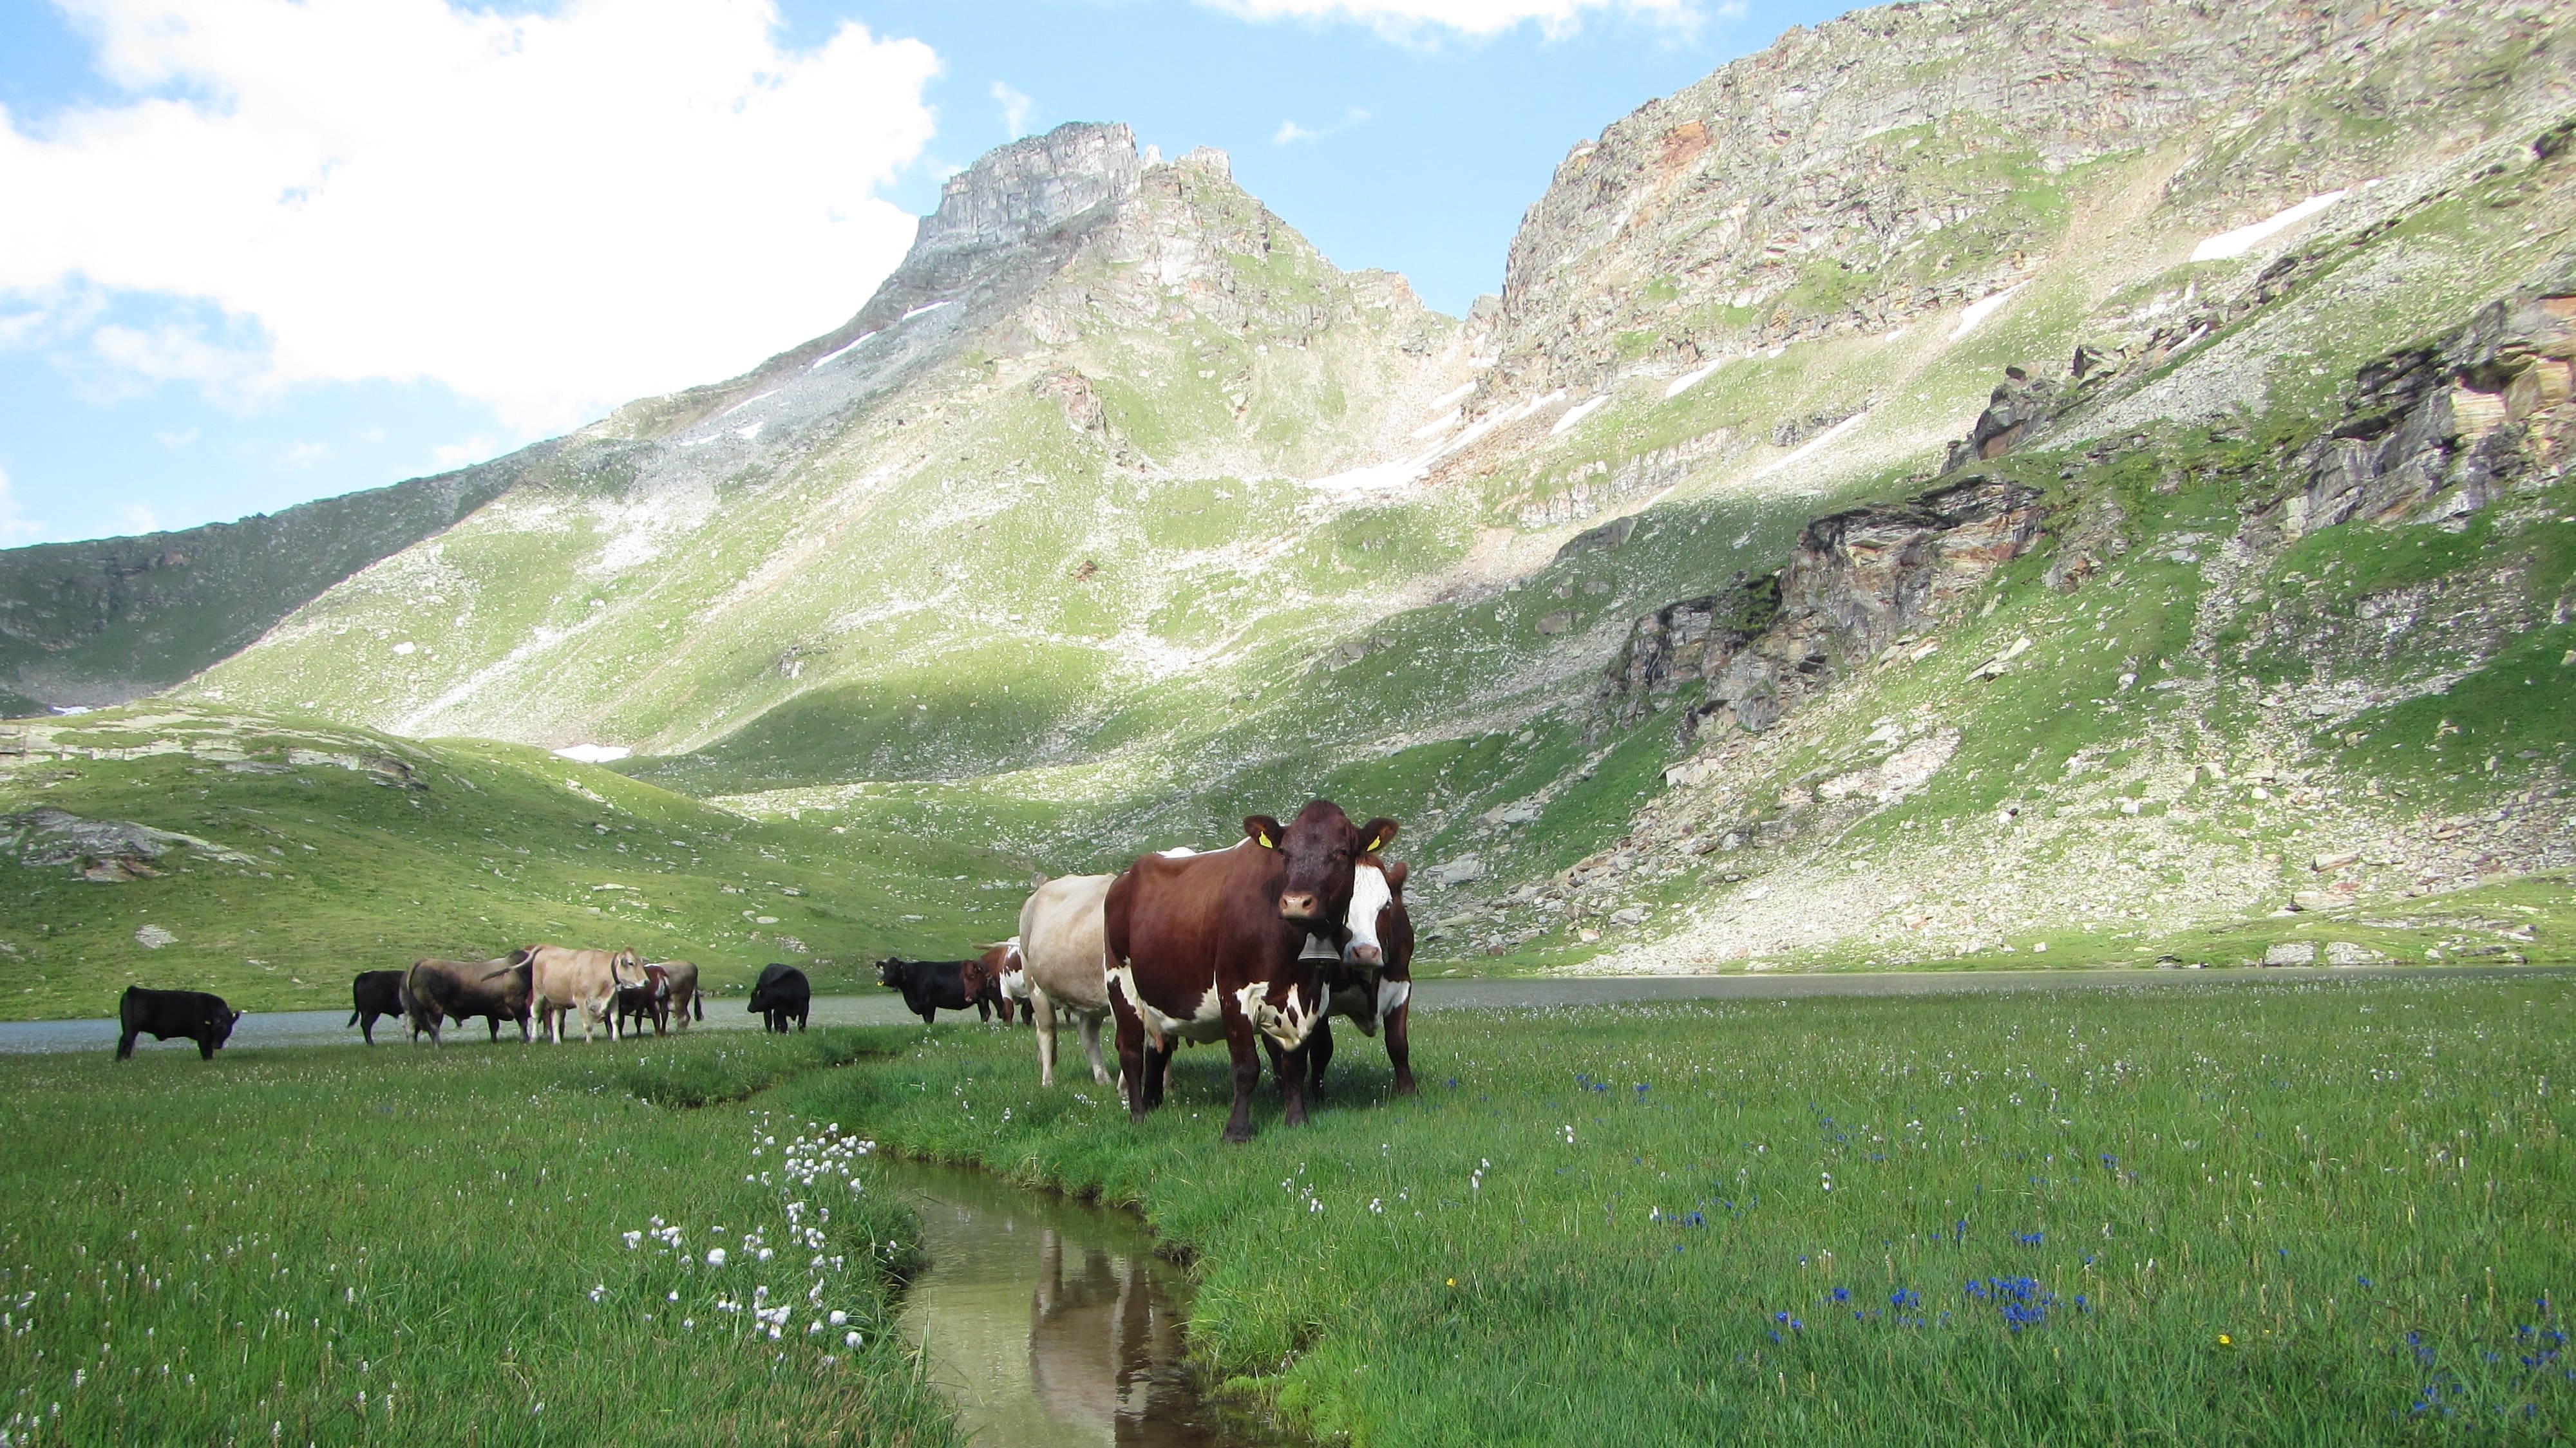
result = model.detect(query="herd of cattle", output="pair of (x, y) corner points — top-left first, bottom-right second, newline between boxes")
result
(113, 799), (1410, 1142)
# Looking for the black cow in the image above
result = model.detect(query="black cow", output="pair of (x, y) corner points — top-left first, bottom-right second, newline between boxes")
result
(116, 986), (242, 1060)
(875, 956), (1000, 1026)
(348, 970), (408, 1045)
(747, 963), (810, 1033)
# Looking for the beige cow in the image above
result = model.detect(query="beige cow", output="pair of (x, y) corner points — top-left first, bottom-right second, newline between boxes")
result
(1018, 874), (1116, 1087)
(522, 944), (644, 1043)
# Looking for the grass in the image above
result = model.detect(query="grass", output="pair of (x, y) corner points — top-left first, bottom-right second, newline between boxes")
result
(0, 1028), (958, 1447)
(826, 974), (2576, 1446)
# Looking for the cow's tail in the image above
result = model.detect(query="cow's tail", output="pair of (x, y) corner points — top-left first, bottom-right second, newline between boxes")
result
(693, 988), (704, 1022)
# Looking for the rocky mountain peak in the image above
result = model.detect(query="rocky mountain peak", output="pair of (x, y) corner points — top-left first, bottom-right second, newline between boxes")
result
(914, 121), (1144, 260)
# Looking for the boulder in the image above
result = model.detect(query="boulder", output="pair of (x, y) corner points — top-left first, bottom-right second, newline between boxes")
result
(2262, 941), (2317, 966)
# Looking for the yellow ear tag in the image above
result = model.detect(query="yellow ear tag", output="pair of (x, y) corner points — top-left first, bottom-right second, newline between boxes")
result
(1258, 832), (1275, 849)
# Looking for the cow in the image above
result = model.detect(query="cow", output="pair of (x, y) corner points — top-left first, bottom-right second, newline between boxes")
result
(876, 956), (1000, 1026)
(521, 945), (646, 1043)
(657, 960), (704, 1031)
(1103, 801), (1396, 1142)
(616, 963), (673, 1037)
(748, 963), (810, 1033)
(115, 986), (241, 1060)
(978, 941), (1023, 1024)
(402, 955), (534, 1046)
(347, 970), (408, 1046)
(1018, 875), (1117, 1087)
(1304, 857), (1416, 1098)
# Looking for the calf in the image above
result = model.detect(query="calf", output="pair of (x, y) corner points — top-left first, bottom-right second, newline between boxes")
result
(347, 970), (408, 1046)
(1306, 858), (1416, 1098)
(978, 941), (1023, 1024)
(115, 986), (241, 1061)
(1104, 801), (1394, 1143)
(875, 956), (1001, 1025)
(402, 956), (533, 1046)
(616, 964), (673, 1037)
(748, 963), (810, 1033)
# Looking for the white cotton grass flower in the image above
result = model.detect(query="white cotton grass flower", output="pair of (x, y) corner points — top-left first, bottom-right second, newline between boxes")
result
(844, 1330), (862, 1348)
(587, 1284), (607, 1303)
(667, 1291), (679, 1302)
(829, 1310), (848, 1326)
(706, 1248), (728, 1267)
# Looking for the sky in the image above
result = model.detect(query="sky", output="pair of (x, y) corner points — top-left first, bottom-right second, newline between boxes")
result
(0, 0), (1846, 546)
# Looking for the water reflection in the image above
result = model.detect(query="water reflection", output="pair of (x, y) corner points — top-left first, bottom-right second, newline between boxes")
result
(886, 1160), (1288, 1448)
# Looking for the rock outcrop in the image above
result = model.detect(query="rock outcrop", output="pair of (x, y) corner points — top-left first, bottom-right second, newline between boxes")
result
(1600, 475), (2045, 735)
(2291, 270), (2576, 536)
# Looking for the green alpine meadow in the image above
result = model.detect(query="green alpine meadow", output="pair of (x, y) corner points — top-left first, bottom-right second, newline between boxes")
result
(6, 0), (2576, 1442)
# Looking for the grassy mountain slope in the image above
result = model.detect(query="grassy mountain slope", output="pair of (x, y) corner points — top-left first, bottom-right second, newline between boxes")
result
(0, 707), (1023, 1019)
(0, 459), (531, 715)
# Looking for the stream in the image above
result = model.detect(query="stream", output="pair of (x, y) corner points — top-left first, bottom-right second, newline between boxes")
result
(884, 1158), (1292, 1448)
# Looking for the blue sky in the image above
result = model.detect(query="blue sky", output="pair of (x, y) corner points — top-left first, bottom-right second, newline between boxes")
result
(0, 0), (1841, 545)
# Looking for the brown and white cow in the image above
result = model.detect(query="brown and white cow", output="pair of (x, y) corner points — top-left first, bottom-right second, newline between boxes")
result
(521, 944), (645, 1043)
(975, 941), (1022, 1024)
(1102, 801), (1395, 1143)
(1305, 856), (1416, 1098)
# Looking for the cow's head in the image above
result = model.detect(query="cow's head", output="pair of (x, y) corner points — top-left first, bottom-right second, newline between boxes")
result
(875, 957), (904, 988)
(1341, 858), (1406, 972)
(1244, 801), (1396, 926)
(213, 1008), (243, 1049)
(611, 948), (645, 988)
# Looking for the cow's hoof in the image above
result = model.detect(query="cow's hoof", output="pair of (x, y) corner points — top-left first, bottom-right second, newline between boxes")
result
(1394, 1080), (1418, 1097)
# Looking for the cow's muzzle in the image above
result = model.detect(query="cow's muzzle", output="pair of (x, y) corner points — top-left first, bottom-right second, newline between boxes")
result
(1346, 943), (1383, 968)
(1278, 892), (1321, 921)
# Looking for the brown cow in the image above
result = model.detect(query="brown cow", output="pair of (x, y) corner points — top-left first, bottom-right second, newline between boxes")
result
(655, 959), (703, 1031)
(1103, 801), (1395, 1143)
(975, 941), (1020, 1024)
(402, 955), (533, 1046)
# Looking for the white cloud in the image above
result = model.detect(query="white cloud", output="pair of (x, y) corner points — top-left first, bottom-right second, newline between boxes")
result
(277, 440), (332, 469)
(1272, 107), (1371, 146)
(118, 502), (163, 533)
(1202, 0), (1703, 41)
(990, 80), (1033, 140)
(1, 0), (943, 432)
(0, 467), (48, 545)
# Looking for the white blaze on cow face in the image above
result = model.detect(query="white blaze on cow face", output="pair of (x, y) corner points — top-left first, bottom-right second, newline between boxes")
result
(1340, 861), (1393, 968)
(996, 938), (1028, 1001)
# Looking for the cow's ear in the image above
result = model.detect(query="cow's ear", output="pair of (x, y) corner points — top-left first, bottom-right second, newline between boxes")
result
(1359, 818), (1399, 854)
(1383, 860), (1408, 892)
(1244, 815), (1283, 849)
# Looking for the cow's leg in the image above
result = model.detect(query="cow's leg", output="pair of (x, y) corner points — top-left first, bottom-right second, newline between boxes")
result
(1078, 1010), (1112, 1087)
(196, 1032), (218, 1061)
(1219, 1011), (1261, 1143)
(1032, 988), (1059, 1087)
(1385, 995), (1415, 1096)
(115, 1026), (137, 1061)
(1309, 1019), (1336, 1100)
(359, 1012), (375, 1046)
(1108, 978), (1152, 1120)
(1143, 1040), (1175, 1110)
(1278, 1042), (1310, 1129)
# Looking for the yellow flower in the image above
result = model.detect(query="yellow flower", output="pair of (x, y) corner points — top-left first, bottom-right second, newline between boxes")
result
(2217, 1333), (2233, 1347)
(1446, 1278), (1457, 1288)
